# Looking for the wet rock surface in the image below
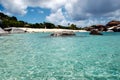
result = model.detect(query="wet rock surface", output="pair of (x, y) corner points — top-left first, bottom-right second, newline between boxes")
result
(51, 31), (76, 37)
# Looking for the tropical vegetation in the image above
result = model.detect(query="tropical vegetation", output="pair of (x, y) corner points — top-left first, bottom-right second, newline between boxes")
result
(0, 12), (83, 30)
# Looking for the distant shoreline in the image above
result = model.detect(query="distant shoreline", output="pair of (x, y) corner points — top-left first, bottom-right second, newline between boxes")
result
(18, 28), (88, 33)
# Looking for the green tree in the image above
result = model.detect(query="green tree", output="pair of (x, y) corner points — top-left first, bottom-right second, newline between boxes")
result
(69, 24), (77, 30)
(43, 22), (56, 29)
(10, 16), (17, 21)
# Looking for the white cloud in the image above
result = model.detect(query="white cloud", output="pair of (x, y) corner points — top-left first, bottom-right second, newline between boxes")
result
(23, 0), (67, 11)
(0, 0), (67, 15)
(1, 0), (120, 26)
(46, 9), (65, 25)
(0, 0), (27, 15)
(46, 0), (120, 26)
(64, 0), (120, 20)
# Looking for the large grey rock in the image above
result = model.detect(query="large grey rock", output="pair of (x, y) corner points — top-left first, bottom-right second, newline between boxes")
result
(4, 27), (12, 32)
(51, 31), (75, 37)
(10, 27), (27, 34)
(90, 29), (103, 35)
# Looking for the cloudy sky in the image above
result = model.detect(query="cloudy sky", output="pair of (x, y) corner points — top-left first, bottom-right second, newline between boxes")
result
(0, 0), (120, 27)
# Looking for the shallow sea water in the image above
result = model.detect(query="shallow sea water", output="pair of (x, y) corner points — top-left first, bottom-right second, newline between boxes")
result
(0, 32), (120, 80)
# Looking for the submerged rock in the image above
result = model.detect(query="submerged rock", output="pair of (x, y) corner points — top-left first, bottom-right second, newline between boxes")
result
(90, 29), (103, 35)
(51, 31), (76, 37)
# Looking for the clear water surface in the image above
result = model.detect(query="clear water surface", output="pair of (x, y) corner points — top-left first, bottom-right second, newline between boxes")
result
(0, 32), (120, 80)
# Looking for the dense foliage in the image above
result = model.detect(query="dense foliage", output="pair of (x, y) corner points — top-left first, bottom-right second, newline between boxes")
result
(0, 12), (27, 28)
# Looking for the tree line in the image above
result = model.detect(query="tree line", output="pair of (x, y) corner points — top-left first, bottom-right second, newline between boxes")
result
(0, 12), (84, 30)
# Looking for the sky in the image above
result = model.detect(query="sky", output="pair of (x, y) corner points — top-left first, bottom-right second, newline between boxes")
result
(0, 0), (120, 27)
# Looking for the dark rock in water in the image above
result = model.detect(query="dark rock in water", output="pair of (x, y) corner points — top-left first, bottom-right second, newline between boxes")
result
(51, 31), (76, 37)
(90, 29), (103, 35)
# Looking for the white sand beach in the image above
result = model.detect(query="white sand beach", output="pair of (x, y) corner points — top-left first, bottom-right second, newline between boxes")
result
(19, 28), (87, 33)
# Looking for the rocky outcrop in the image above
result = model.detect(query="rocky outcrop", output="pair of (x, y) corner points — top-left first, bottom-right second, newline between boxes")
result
(51, 31), (76, 37)
(111, 27), (120, 32)
(0, 27), (27, 35)
(86, 25), (107, 32)
(8, 27), (27, 34)
(106, 20), (120, 27)
(90, 29), (103, 35)
(4, 27), (12, 33)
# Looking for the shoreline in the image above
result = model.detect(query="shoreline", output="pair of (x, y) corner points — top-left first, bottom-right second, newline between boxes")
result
(19, 28), (88, 33)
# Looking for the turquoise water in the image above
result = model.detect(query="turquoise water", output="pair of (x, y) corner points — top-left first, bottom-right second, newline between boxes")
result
(0, 32), (120, 80)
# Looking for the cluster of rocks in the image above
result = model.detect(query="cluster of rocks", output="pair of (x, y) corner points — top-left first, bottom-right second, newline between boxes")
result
(107, 20), (120, 32)
(0, 27), (27, 36)
(85, 20), (120, 35)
